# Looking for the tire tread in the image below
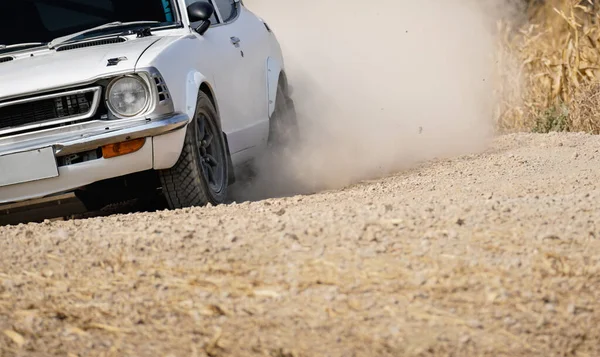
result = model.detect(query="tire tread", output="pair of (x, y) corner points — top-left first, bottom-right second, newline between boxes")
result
(158, 91), (228, 209)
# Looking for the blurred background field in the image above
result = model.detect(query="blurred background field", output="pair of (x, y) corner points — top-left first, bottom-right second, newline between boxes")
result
(498, 0), (600, 133)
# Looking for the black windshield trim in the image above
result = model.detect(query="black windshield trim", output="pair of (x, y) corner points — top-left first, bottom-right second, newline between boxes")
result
(0, 44), (48, 55)
(58, 22), (181, 44)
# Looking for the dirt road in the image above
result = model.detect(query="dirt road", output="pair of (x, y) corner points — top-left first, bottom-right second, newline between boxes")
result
(1, 132), (599, 357)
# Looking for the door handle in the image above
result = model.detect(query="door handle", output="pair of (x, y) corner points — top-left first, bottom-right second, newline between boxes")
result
(230, 36), (241, 47)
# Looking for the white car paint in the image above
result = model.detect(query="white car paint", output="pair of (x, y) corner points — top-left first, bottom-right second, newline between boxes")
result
(136, 3), (277, 161)
(0, 36), (160, 100)
(1, 140), (154, 204)
(0, 0), (288, 207)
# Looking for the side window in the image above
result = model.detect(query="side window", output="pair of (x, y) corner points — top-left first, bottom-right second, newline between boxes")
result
(185, 0), (218, 25)
(213, 0), (238, 23)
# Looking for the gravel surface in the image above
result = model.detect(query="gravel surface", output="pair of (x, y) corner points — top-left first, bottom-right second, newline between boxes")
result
(1, 133), (600, 357)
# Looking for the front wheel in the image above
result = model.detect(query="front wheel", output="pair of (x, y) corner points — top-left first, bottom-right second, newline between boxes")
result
(159, 91), (229, 209)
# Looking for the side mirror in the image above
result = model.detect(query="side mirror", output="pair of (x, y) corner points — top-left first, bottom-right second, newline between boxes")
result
(187, 1), (214, 35)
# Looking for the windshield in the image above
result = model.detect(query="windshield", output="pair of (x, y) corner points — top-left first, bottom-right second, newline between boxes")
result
(0, 0), (177, 48)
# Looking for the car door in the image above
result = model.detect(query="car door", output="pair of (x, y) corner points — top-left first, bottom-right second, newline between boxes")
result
(185, 0), (246, 135)
(210, 0), (270, 154)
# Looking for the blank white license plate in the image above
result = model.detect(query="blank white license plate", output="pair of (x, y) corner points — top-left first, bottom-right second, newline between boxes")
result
(0, 147), (58, 188)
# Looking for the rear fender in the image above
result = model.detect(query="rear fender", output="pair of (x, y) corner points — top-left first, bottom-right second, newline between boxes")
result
(266, 57), (283, 118)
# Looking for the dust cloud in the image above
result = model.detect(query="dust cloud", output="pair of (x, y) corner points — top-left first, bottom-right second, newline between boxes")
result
(233, 0), (513, 201)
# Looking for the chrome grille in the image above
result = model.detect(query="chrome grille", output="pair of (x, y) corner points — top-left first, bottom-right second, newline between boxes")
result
(153, 74), (171, 102)
(0, 87), (101, 136)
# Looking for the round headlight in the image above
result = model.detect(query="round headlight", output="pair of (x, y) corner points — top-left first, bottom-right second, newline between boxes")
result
(107, 76), (150, 117)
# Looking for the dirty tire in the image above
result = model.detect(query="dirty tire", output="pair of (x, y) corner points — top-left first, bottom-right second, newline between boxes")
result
(268, 81), (299, 148)
(159, 91), (229, 209)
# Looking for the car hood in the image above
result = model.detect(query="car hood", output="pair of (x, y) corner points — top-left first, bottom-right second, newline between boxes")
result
(0, 36), (161, 100)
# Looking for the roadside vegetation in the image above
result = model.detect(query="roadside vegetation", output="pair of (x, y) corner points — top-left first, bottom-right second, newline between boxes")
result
(497, 0), (600, 133)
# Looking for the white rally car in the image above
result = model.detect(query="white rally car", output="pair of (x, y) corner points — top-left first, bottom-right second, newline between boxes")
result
(0, 0), (297, 221)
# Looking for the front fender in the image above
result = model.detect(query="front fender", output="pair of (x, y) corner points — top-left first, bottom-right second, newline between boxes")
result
(185, 70), (209, 120)
(152, 124), (188, 170)
(153, 70), (208, 170)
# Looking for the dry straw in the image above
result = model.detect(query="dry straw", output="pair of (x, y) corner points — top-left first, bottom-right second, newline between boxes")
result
(497, 0), (600, 133)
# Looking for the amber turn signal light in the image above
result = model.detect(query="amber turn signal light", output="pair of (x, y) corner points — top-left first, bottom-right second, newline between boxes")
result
(102, 138), (146, 159)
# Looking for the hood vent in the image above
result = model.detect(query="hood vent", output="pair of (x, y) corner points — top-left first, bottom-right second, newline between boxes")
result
(0, 56), (14, 63)
(56, 37), (126, 52)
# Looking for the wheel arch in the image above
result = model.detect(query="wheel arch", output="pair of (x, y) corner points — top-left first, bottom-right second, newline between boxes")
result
(267, 56), (289, 119)
(184, 71), (221, 126)
(198, 81), (235, 184)
(199, 81), (220, 125)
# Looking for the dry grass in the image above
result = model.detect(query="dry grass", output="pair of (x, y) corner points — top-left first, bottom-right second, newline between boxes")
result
(497, 0), (600, 133)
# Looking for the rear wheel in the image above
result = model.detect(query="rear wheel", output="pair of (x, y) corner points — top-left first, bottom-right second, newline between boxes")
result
(268, 80), (299, 148)
(159, 91), (229, 208)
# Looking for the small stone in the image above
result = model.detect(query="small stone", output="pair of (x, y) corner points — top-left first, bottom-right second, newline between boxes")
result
(413, 273), (427, 286)
(282, 233), (299, 241)
(274, 208), (286, 216)
(468, 320), (483, 329)
(2, 279), (15, 289)
(542, 234), (560, 241)
(53, 229), (70, 240)
(536, 316), (546, 328)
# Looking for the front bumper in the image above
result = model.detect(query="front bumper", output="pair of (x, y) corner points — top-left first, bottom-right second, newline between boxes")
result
(0, 113), (190, 205)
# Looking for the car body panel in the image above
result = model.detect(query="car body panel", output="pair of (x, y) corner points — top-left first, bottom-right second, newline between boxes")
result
(0, 36), (161, 100)
(152, 125), (188, 169)
(266, 56), (282, 118)
(0, 0), (289, 211)
(137, 5), (272, 159)
(0, 139), (154, 204)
